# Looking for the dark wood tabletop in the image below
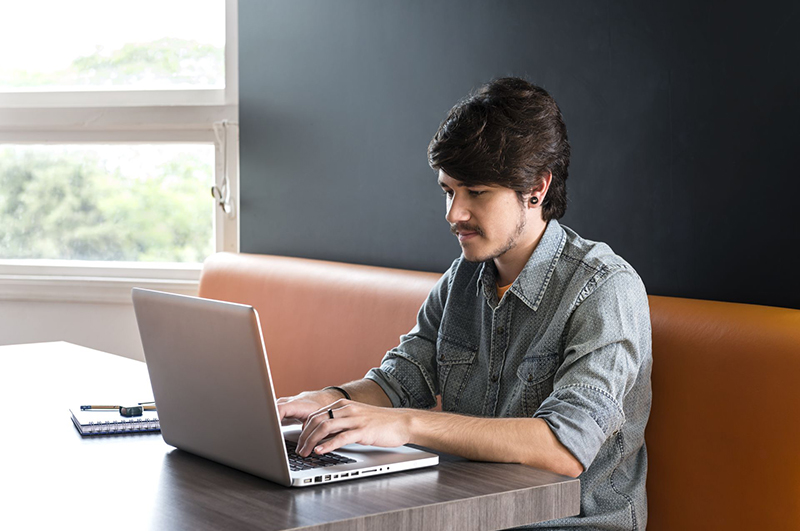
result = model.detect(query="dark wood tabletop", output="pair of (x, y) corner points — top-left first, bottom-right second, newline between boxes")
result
(0, 342), (580, 530)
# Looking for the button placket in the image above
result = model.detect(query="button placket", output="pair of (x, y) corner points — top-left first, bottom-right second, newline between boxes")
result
(484, 305), (510, 416)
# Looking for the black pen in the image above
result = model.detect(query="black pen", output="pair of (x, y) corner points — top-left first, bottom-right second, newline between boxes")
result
(80, 404), (156, 411)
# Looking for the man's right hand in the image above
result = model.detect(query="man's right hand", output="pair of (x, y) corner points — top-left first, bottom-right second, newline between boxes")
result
(276, 389), (344, 426)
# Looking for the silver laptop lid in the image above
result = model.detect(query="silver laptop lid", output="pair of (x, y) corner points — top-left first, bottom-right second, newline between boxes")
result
(132, 288), (292, 485)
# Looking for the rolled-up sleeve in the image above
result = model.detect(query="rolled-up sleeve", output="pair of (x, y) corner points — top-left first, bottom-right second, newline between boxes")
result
(534, 266), (651, 470)
(365, 262), (455, 410)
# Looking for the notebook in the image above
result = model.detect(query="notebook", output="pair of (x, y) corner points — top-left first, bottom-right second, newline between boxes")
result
(70, 407), (160, 436)
(131, 288), (439, 487)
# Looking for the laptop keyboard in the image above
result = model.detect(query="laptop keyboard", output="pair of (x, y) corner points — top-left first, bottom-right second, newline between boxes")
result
(285, 440), (357, 472)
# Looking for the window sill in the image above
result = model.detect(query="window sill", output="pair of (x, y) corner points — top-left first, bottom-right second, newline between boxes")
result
(0, 260), (201, 304)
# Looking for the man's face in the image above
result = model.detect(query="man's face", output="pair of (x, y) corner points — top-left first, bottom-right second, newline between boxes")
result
(438, 170), (528, 263)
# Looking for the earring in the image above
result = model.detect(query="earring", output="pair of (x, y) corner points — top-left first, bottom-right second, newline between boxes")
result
(530, 197), (539, 205)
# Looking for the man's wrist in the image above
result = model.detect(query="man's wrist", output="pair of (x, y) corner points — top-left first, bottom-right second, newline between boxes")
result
(406, 408), (432, 446)
(317, 388), (347, 405)
(323, 386), (351, 400)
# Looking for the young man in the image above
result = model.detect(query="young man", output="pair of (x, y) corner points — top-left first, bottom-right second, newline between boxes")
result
(278, 78), (652, 529)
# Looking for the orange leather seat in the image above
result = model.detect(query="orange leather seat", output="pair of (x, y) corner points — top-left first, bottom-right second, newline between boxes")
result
(199, 253), (800, 530)
(646, 295), (800, 530)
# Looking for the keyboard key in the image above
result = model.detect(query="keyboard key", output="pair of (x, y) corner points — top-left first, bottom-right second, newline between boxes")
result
(285, 440), (356, 471)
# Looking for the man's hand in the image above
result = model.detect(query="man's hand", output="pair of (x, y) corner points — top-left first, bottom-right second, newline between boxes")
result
(296, 400), (414, 457)
(276, 389), (344, 426)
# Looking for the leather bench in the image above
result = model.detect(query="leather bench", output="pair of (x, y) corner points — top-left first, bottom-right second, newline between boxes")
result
(198, 252), (800, 530)
(198, 252), (439, 399)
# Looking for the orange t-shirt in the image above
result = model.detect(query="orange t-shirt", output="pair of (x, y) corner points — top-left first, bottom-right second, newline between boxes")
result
(497, 282), (513, 300)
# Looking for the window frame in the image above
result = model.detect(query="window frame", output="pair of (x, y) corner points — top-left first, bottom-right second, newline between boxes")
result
(0, 0), (238, 303)
(0, 1), (237, 108)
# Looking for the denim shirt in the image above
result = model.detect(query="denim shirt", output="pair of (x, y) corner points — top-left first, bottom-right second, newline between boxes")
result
(366, 220), (652, 530)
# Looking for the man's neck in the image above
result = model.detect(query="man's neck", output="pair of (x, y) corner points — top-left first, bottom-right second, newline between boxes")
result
(493, 220), (548, 287)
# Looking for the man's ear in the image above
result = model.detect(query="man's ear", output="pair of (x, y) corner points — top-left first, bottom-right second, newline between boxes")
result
(526, 171), (553, 208)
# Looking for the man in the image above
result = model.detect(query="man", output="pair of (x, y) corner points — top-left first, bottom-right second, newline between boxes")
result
(278, 77), (652, 530)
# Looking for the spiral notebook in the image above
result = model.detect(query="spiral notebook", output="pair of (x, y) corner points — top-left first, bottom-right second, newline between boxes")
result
(70, 407), (160, 436)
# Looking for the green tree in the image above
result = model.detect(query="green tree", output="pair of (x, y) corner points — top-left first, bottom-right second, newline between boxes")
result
(0, 147), (213, 262)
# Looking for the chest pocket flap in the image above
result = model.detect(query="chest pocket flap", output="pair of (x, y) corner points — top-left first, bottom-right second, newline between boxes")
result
(437, 338), (478, 365)
(516, 353), (560, 385)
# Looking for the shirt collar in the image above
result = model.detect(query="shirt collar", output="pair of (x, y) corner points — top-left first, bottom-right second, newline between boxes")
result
(476, 219), (567, 311)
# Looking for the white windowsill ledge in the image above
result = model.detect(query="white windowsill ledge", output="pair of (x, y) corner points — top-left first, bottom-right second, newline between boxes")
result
(0, 260), (201, 304)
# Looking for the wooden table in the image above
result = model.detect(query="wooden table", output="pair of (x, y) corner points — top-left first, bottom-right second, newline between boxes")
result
(0, 342), (580, 530)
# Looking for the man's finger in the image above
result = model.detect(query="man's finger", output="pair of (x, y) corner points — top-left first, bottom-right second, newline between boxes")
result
(298, 415), (337, 454)
(298, 418), (356, 456)
(299, 407), (327, 438)
(277, 402), (301, 422)
(314, 430), (361, 455)
(297, 412), (323, 452)
(298, 403), (355, 450)
(308, 399), (347, 419)
(303, 403), (345, 430)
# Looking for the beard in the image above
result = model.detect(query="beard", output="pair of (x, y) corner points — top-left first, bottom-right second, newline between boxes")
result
(454, 206), (528, 263)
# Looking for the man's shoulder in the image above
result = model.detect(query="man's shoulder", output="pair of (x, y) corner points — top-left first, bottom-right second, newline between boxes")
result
(557, 225), (648, 311)
(559, 224), (636, 276)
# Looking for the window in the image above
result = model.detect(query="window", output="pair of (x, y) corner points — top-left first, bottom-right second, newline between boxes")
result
(2, 2), (224, 92)
(0, 144), (215, 262)
(0, 0), (230, 104)
(0, 0), (238, 303)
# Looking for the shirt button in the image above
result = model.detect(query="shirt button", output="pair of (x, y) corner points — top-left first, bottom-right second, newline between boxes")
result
(490, 374), (499, 383)
(527, 374), (534, 383)
(496, 326), (505, 335)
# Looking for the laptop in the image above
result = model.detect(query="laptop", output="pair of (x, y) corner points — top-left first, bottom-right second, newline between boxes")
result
(131, 288), (439, 487)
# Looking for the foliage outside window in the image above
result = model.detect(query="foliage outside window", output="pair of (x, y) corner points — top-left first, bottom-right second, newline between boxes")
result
(0, 145), (214, 263)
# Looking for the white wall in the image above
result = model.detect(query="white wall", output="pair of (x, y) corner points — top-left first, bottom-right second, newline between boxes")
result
(0, 300), (145, 360)
(0, 261), (201, 360)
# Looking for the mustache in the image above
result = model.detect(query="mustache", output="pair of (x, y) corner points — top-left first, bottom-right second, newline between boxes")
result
(450, 223), (484, 237)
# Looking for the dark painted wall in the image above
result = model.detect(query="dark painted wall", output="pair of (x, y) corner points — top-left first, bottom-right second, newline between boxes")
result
(239, 1), (800, 309)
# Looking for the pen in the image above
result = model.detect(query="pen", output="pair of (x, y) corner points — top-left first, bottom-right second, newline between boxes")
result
(80, 405), (156, 411)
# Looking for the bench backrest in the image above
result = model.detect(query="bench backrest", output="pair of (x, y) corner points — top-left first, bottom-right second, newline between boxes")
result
(198, 252), (439, 399)
(646, 295), (800, 530)
(199, 252), (800, 530)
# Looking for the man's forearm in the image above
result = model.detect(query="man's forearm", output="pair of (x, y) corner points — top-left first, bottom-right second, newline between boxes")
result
(333, 379), (393, 408)
(312, 381), (582, 477)
(408, 409), (583, 478)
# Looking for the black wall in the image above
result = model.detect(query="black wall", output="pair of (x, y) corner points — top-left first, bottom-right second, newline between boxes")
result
(239, 1), (800, 309)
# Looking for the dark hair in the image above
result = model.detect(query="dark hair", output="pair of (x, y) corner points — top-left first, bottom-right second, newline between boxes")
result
(428, 77), (570, 220)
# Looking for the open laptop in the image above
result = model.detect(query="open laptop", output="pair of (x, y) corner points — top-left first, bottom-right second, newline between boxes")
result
(131, 288), (438, 487)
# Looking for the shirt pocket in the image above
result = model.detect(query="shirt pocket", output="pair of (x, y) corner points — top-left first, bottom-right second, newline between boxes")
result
(436, 337), (478, 412)
(515, 353), (560, 417)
